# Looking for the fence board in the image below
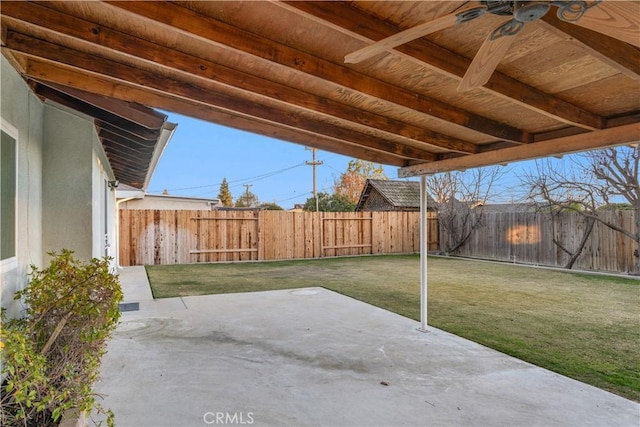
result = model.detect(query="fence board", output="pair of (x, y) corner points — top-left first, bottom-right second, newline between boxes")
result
(441, 210), (635, 273)
(119, 210), (431, 265)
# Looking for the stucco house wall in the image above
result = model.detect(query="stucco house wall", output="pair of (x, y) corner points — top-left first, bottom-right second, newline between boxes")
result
(1, 57), (45, 318)
(41, 104), (116, 261)
(1, 56), (116, 319)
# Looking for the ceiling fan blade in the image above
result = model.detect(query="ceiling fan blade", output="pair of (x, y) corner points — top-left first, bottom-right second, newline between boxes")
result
(345, 5), (486, 64)
(457, 22), (518, 93)
(568, 1), (640, 48)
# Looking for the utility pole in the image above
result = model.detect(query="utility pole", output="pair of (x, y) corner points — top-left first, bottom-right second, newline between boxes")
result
(242, 183), (252, 207)
(305, 147), (323, 211)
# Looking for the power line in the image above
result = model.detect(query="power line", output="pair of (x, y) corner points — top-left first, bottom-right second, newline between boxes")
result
(227, 163), (305, 186)
(149, 161), (305, 193)
(275, 192), (312, 204)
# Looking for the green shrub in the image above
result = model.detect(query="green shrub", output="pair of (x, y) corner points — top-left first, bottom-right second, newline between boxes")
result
(1, 250), (123, 426)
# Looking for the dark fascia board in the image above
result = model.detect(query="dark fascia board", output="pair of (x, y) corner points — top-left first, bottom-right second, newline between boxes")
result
(29, 79), (173, 189)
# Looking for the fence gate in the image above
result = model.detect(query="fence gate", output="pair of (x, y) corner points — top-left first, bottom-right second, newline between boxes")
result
(321, 213), (374, 257)
(190, 210), (259, 262)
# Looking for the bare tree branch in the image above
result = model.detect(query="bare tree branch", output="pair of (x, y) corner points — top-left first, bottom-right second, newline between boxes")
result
(521, 146), (639, 273)
(427, 166), (504, 254)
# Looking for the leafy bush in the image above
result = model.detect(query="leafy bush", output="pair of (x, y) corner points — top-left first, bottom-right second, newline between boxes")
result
(1, 250), (123, 426)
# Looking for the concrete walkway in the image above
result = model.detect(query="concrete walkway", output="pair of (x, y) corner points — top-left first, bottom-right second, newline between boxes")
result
(94, 266), (640, 426)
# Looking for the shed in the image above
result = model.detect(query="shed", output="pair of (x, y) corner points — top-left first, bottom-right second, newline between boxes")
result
(356, 179), (437, 212)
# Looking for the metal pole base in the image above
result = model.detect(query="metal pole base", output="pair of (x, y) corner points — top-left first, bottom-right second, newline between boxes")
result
(416, 327), (430, 333)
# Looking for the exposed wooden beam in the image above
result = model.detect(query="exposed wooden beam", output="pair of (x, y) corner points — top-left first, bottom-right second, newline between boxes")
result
(106, 0), (526, 143)
(18, 55), (412, 166)
(607, 112), (640, 128)
(399, 123), (640, 176)
(531, 112), (640, 142)
(31, 81), (163, 140)
(6, 32), (439, 162)
(538, 13), (640, 82)
(42, 81), (166, 129)
(0, 1), (476, 154)
(277, 1), (605, 130)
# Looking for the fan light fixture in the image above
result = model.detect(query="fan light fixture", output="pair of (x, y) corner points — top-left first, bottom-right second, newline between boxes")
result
(344, 0), (639, 93)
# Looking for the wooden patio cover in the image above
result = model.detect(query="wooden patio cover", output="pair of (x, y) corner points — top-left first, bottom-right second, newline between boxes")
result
(1, 1), (639, 177)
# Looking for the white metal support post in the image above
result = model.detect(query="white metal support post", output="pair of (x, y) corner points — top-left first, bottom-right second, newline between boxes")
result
(418, 175), (429, 332)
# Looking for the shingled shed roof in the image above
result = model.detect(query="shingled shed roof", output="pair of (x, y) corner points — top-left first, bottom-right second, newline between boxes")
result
(356, 179), (436, 211)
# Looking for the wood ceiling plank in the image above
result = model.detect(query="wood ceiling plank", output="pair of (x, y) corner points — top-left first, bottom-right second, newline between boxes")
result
(278, 1), (604, 130)
(571, 1), (640, 48)
(532, 55), (620, 93)
(102, 154), (150, 172)
(94, 120), (158, 145)
(98, 129), (156, 154)
(0, 1), (476, 154)
(538, 13), (640, 82)
(7, 33), (435, 162)
(399, 123), (640, 176)
(102, 143), (152, 161)
(557, 74), (640, 117)
(105, 0), (526, 143)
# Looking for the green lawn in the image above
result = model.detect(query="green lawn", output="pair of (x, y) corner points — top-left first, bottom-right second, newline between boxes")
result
(145, 255), (640, 402)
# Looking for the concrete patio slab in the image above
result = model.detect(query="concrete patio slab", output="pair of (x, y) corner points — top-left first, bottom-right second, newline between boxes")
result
(95, 267), (639, 426)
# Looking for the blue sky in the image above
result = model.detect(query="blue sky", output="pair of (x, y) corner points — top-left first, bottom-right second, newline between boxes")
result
(148, 112), (528, 209)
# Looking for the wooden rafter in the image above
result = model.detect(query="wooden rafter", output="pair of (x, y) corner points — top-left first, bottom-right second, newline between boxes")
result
(104, 0), (526, 143)
(0, 1), (476, 155)
(5, 31), (440, 163)
(277, 1), (605, 131)
(1, 1), (637, 177)
(538, 13), (640, 82)
(400, 123), (640, 176)
(17, 54), (412, 166)
(38, 81), (166, 129)
(32, 81), (162, 140)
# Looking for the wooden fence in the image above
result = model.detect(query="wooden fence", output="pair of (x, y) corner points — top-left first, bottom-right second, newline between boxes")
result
(119, 210), (438, 266)
(442, 210), (636, 273)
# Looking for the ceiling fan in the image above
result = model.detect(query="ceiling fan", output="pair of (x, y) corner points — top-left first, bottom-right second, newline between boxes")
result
(345, 1), (640, 93)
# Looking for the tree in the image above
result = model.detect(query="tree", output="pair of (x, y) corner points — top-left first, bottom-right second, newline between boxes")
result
(303, 192), (355, 212)
(521, 160), (596, 269)
(522, 146), (640, 273)
(334, 160), (387, 205)
(217, 177), (233, 207)
(258, 202), (284, 210)
(427, 167), (503, 254)
(235, 188), (259, 208)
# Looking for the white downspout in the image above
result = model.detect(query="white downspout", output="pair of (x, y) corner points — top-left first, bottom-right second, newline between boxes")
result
(115, 197), (139, 269)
